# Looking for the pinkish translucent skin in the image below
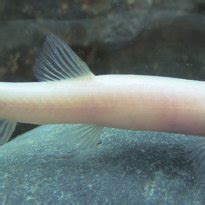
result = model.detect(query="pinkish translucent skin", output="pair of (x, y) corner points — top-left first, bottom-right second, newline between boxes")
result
(0, 74), (204, 136)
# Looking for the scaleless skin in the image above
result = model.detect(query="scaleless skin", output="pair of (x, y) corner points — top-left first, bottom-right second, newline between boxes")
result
(0, 35), (205, 184)
(0, 34), (204, 183)
(0, 74), (204, 136)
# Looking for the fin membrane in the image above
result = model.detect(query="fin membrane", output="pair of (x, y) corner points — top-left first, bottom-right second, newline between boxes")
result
(68, 124), (103, 150)
(186, 138), (205, 187)
(0, 119), (16, 145)
(34, 34), (94, 81)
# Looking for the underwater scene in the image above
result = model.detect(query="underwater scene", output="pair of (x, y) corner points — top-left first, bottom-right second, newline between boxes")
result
(0, 0), (205, 204)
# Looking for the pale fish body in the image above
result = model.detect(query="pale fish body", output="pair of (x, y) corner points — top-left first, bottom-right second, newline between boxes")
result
(0, 75), (205, 136)
(0, 34), (205, 183)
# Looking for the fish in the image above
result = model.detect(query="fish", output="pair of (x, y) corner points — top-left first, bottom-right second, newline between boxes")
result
(0, 34), (205, 179)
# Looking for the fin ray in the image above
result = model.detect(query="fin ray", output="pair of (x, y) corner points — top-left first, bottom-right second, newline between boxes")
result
(186, 139), (205, 186)
(0, 119), (16, 145)
(68, 124), (103, 151)
(34, 34), (94, 81)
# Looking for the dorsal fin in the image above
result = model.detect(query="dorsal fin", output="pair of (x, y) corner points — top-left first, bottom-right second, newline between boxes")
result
(33, 34), (94, 81)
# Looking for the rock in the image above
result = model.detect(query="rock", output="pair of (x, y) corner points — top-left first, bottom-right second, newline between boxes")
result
(0, 124), (203, 204)
(0, 2), (204, 203)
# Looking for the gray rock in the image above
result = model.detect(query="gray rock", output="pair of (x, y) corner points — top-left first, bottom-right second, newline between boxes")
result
(0, 124), (203, 204)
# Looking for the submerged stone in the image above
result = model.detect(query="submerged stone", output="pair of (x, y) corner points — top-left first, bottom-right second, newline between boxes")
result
(0, 124), (203, 204)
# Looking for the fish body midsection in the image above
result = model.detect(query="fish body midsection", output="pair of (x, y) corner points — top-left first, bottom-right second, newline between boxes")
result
(0, 74), (204, 135)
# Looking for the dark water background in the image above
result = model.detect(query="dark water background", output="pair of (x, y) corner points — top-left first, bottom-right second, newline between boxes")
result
(0, 0), (205, 136)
